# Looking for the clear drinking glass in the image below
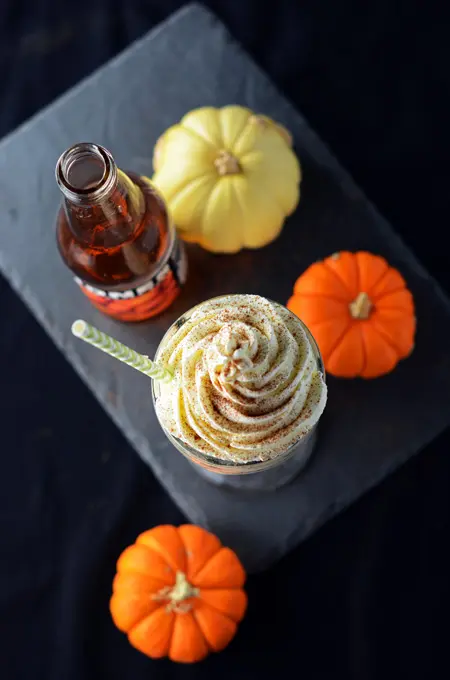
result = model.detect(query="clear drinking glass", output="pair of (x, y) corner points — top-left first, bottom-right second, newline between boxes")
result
(152, 296), (325, 491)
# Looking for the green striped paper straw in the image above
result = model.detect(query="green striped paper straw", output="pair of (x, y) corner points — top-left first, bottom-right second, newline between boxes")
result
(71, 319), (173, 383)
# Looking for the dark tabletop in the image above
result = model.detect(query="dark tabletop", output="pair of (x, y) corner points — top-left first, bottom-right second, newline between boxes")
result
(1, 2), (449, 679)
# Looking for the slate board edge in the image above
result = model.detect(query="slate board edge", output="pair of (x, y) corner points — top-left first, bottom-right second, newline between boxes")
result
(1, 3), (450, 571)
(226, 17), (447, 299)
(2, 238), (448, 573)
(1, 2), (447, 311)
(0, 245), (211, 531)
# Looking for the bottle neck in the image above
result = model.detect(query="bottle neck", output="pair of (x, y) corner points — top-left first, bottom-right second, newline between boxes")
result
(56, 143), (118, 204)
(55, 143), (145, 248)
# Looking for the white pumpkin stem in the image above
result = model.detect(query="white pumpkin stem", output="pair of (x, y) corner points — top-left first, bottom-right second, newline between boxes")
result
(214, 150), (241, 175)
(152, 571), (199, 614)
(349, 292), (373, 320)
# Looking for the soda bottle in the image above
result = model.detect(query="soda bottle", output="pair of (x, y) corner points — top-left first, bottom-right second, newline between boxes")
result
(55, 142), (187, 322)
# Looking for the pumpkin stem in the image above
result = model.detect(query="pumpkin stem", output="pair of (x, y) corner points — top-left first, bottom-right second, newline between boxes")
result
(170, 571), (199, 603)
(214, 150), (241, 176)
(153, 572), (199, 614)
(349, 292), (373, 320)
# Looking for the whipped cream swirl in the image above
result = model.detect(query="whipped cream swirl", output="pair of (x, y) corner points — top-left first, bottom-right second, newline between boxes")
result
(155, 295), (327, 463)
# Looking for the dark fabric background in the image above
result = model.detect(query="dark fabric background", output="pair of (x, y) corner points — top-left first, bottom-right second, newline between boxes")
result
(1, 2), (449, 678)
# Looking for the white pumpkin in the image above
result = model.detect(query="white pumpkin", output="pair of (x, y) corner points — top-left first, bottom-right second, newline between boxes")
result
(152, 106), (301, 253)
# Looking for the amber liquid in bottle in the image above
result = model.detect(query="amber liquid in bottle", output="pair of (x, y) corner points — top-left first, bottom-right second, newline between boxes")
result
(55, 143), (186, 322)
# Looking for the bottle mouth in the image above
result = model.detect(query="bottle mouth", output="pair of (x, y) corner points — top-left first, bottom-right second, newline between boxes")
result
(55, 142), (117, 204)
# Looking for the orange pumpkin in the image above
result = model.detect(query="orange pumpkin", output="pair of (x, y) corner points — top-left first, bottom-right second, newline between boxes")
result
(110, 525), (247, 663)
(287, 251), (416, 378)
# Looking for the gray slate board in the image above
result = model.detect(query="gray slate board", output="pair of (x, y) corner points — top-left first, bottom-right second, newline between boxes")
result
(1, 3), (450, 572)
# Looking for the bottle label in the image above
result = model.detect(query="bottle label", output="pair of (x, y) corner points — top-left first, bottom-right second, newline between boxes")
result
(75, 237), (187, 321)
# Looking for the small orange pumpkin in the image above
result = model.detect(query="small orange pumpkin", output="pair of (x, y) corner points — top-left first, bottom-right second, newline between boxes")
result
(110, 525), (247, 663)
(287, 251), (416, 378)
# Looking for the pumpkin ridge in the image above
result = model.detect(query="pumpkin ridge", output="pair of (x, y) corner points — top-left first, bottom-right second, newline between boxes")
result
(193, 603), (238, 653)
(192, 604), (235, 639)
(164, 173), (216, 210)
(189, 615), (211, 660)
(170, 611), (210, 663)
(368, 268), (393, 295)
(242, 167), (289, 224)
(371, 324), (401, 356)
(117, 544), (175, 584)
(195, 599), (235, 624)
(118, 564), (171, 582)
(113, 571), (170, 593)
(218, 106), (252, 151)
(200, 182), (221, 235)
(197, 591), (246, 624)
(370, 319), (408, 357)
(192, 547), (246, 589)
(177, 525), (223, 581)
(230, 176), (247, 229)
(128, 605), (174, 644)
(228, 114), (254, 156)
(372, 299), (413, 312)
(180, 124), (218, 151)
(354, 251), (361, 296)
(358, 323), (368, 376)
(356, 252), (389, 294)
(290, 292), (349, 305)
(269, 183), (292, 218)
(137, 528), (186, 574)
(308, 319), (351, 361)
(322, 260), (355, 299)
(371, 283), (406, 302)
(312, 318), (352, 362)
(290, 295), (350, 321)
(238, 148), (261, 165)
